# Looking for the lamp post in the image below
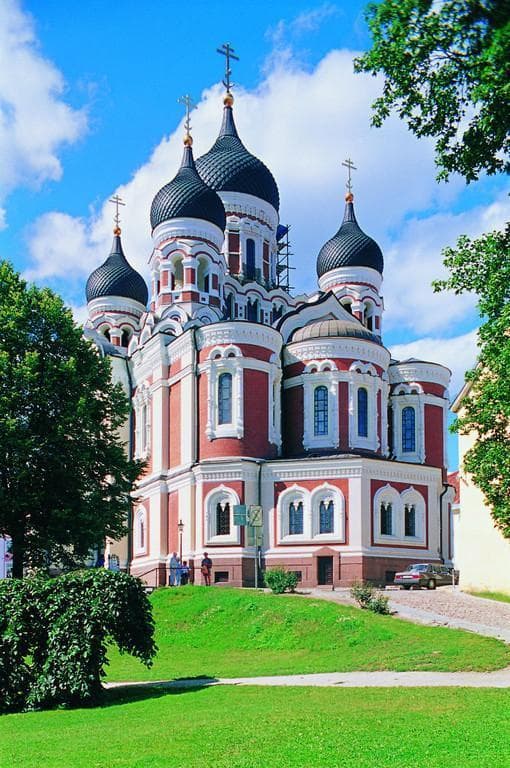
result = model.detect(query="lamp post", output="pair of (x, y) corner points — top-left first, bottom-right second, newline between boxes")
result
(177, 519), (184, 563)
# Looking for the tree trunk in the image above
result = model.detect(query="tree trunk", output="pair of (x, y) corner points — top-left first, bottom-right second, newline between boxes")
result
(11, 530), (25, 579)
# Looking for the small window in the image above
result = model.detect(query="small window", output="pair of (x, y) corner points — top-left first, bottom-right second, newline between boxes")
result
(225, 293), (234, 320)
(357, 388), (368, 437)
(247, 298), (259, 322)
(214, 571), (229, 583)
(216, 502), (230, 536)
(314, 386), (328, 436)
(290, 570), (302, 583)
(289, 501), (304, 535)
(218, 373), (232, 425)
(319, 500), (334, 534)
(402, 407), (416, 452)
(139, 519), (145, 550)
(246, 238), (256, 280)
(404, 504), (416, 537)
(380, 502), (393, 535)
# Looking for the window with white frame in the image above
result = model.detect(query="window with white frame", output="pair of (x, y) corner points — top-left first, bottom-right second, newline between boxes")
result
(357, 387), (368, 437)
(374, 486), (426, 543)
(314, 386), (328, 436)
(319, 500), (334, 533)
(134, 507), (147, 555)
(278, 489), (307, 539)
(205, 346), (243, 440)
(218, 372), (232, 425)
(402, 406), (416, 452)
(404, 503), (416, 537)
(401, 489), (426, 542)
(134, 387), (151, 458)
(205, 488), (239, 543)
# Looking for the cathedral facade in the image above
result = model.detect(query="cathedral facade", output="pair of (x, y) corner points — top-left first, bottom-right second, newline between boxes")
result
(85, 88), (453, 588)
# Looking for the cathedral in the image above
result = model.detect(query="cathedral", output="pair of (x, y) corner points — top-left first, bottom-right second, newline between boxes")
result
(84, 70), (453, 588)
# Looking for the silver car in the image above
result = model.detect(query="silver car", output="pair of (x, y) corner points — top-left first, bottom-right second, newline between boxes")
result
(394, 563), (454, 590)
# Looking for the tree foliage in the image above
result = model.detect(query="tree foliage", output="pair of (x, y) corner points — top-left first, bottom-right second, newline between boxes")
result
(355, 0), (510, 181)
(0, 569), (156, 712)
(433, 225), (510, 536)
(0, 262), (143, 577)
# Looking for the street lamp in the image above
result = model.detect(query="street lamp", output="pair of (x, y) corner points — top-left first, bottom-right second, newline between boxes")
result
(177, 519), (184, 563)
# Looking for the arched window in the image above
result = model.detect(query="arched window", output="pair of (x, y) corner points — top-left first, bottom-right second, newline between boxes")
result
(216, 501), (230, 536)
(314, 386), (328, 436)
(121, 328), (131, 347)
(380, 501), (393, 535)
(139, 519), (145, 550)
(218, 373), (232, 425)
(342, 299), (352, 315)
(140, 404), (148, 454)
(319, 500), (334, 534)
(135, 508), (146, 554)
(289, 501), (303, 535)
(173, 258), (183, 289)
(103, 328), (111, 341)
(357, 388), (368, 437)
(402, 407), (416, 452)
(404, 503), (416, 537)
(247, 298), (259, 322)
(225, 293), (235, 319)
(246, 238), (256, 280)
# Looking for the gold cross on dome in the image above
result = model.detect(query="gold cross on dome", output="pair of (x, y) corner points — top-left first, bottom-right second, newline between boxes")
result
(342, 157), (357, 194)
(217, 42), (240, 93)
(109, 194), (125, 229)
(177, 94), (195, 136)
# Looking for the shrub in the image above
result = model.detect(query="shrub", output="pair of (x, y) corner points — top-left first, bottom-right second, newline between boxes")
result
(264, 568), (298, 594)
(350, 581), (390, 615)
(0, 570), (157, 712)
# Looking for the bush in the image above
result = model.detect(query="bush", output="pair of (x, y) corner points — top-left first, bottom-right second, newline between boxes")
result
(0, 570), (156, 712)
(264, 568), (298, 594)
(350, 581), (390, 615)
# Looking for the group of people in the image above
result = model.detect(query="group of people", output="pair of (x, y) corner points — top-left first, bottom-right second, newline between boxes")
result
(167, 552), (213, 587)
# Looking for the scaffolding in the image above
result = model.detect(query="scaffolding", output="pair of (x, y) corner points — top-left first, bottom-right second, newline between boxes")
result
(275, 224), (294, 293)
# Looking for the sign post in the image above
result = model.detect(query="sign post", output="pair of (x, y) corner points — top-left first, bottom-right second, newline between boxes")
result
(248, 505), (263, 589)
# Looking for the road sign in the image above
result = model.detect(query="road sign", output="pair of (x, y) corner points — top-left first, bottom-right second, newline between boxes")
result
(248, 505), (263, 527)
(233, 504), (247, 526)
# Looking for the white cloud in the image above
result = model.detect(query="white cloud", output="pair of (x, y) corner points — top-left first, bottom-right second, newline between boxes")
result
(390, 328), (479, 398)
(0, 0), (87, 225)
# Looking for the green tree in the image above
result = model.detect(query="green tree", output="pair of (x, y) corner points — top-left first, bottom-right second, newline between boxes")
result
(433, 226), (510, 536)
(355, 0), (510, 181)
(0, 261), (142, 577)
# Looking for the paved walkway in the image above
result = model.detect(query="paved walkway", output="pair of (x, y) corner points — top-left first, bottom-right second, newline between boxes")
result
(307, 587), (510, 643)
(106, 666), (510, 691)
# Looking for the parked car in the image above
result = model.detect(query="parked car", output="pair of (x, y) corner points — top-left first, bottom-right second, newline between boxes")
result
(394, 563), (456, 590)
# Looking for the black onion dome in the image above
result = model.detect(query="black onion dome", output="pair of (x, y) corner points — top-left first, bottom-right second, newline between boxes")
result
(317, 199), (384, 277)
(150, 144), (226, 231)
(86, 233), (148, 306)
(195, 104), (280, 211)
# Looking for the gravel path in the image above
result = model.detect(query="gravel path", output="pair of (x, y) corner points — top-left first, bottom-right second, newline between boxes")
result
(105, 666), (510, 690)
(307, 586), (510, 643)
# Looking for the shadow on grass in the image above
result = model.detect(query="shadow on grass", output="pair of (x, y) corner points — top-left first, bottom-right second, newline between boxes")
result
(98, 677), (219, 708)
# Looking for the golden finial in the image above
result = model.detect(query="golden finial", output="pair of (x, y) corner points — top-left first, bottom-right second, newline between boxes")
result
(345, 192), (354, 203)
(223, 91), (234, 107)
(109, 194), (125, 233)
(184, 134), (193, 146)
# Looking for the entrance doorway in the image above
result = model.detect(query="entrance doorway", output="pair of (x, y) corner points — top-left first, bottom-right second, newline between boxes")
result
(317, 556), (333, 585)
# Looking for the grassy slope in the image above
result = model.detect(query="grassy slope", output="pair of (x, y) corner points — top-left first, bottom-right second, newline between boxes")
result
(3, 686), (510, 768)
(468, 590), (510, 604)
(106, 586), (510, 680)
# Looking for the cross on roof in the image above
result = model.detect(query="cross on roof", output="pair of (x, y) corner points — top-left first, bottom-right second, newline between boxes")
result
(342, 158), (357, 194)
(177, 94), (195, 135)
(109, 194), (125, 229)
(217, 42), (239, 93)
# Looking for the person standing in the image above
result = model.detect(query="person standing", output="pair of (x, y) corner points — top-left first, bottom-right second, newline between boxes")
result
(201, 552), (213, 586)
(180, 560), (190, 586)
(169, 551), (181, 586)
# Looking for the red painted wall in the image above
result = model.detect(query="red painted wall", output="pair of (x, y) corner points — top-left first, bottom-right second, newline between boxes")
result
(424, 403), (444, 467)
(338, 381), (349, 450)
(169, 380), (181, 468)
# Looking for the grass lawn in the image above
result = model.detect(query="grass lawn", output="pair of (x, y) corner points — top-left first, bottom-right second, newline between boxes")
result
(2, 686), (510, 768)
(106, 586), (510, 681)
(468, 590), (510, 604)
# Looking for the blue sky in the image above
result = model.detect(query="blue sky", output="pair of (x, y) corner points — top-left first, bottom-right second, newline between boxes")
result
(1, 0), (508, 468)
